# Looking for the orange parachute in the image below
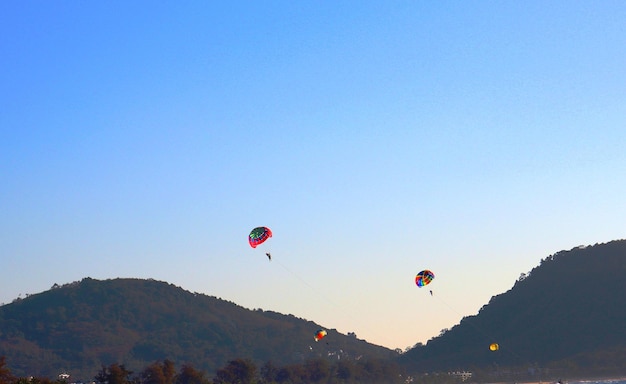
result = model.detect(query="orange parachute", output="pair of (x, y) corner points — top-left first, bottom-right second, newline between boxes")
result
(314, 329), (327, 342)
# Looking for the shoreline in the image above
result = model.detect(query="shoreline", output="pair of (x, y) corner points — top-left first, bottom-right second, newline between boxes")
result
(486, 377), (626, 384)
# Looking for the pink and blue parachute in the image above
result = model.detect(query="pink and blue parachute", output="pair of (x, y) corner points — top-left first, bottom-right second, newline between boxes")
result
(415, 270), (435, 287)
(248, 227), (272, 248)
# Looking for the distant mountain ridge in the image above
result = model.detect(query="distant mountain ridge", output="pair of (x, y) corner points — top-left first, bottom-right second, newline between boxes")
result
(398, 239), (626, 374)
(0, 278), (395, 380)
(2, 240), (625, 380)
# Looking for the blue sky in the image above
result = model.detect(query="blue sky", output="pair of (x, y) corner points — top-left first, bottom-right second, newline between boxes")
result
(2, 1), (626, 350)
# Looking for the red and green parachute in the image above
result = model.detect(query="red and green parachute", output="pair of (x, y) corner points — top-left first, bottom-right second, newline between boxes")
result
(248, 227), (272, 248)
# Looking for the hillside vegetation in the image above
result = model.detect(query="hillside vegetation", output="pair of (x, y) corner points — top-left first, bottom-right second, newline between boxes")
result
(399, 240), (626, 376)
(1, 240), (625, 381)
(0, 278), (394, 380)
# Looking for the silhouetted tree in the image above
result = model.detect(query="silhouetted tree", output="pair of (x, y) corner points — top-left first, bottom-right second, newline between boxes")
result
(359, 358), (404, 384)
(95, 363), (134, 384)
(276, 364), (306, 384)
(0, 357), (14, 384)
(14, 378), (54, 384)
(213, 359), (256, 384)
(141, 360), (176, 384)
(163, 360), (176, 384)
(334, 361), (358, 383)
(258, 361), (278, 384)
(175, 364), (209, 384)
(304, 359), (330, 383)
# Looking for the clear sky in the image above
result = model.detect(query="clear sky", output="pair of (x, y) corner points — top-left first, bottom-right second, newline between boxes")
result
(2, 1), (625, 351)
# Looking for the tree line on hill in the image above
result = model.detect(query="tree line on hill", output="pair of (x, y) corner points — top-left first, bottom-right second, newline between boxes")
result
(0, 278), (395, 379)
(0, 355), (407, 384)
(1, 241), (625, 381)
(6, 354), (616, 384)
(398, 240), (626, 376)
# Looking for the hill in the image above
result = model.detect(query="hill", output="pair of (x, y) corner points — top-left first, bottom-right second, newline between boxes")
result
(2, 240), (625, 382)
(398, 240), (626, 376)
(0, 278), (395, 380)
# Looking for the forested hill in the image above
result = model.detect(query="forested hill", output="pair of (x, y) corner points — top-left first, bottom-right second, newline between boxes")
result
(398, 239), (626, 374)
(0, 278), (395, 380)
(2, 241), (625, 381)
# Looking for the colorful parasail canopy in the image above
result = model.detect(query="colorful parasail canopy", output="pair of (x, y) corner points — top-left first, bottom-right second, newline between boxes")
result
(489, 343), (499, 351)
(314, 329), (327, 342)
(249, 227), (272, 248)
(415, 270), (435, 287)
